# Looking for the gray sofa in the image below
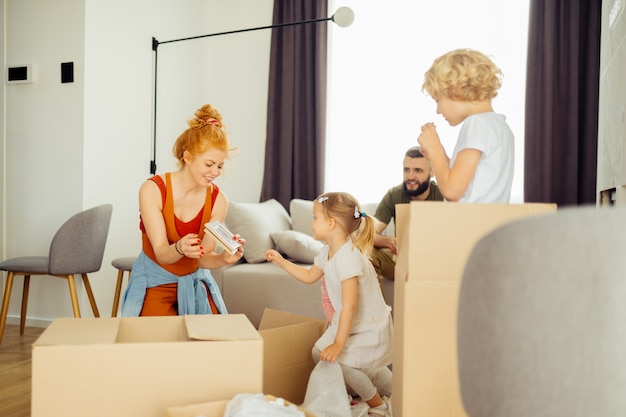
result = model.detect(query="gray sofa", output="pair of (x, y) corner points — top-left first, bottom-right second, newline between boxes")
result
(210, 198), (394, 328)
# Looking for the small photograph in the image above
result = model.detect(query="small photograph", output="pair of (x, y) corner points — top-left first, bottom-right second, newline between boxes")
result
(205, 221), (242, 254)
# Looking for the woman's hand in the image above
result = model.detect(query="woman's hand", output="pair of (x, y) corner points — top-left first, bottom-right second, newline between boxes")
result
(176, 233), (203, 258)
(221, 235), (245, 265)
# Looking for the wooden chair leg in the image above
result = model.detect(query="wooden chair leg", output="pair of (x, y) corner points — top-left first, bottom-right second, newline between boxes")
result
(111, 269), (125, 317)
(82, 273), (100, 318)
(20, 275), (30, 335)
(67, 274), (81, 318)
(0, 272), (15, 345)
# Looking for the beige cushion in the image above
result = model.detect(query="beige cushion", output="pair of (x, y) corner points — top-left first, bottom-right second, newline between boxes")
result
(271, 230), (323, 264)
(225, 199), (291, 263)
(289, 199), (314, 236)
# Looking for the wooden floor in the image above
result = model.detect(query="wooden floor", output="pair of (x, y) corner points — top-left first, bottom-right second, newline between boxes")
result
(0, 325), (46, 417)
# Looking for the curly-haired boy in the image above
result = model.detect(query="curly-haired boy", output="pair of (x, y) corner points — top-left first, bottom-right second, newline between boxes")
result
(417, 48), (514, 203)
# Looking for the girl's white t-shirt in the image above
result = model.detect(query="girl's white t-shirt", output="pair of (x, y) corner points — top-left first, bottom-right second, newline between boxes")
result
(450, 112), (515, 203)
(313, 240), (393, 369)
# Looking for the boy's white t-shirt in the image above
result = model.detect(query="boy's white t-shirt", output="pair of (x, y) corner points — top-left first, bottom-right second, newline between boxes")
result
(450, 112), (514, 203)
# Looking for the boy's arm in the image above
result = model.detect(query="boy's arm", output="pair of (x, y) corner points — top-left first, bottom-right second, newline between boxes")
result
(431, 148), (482, 201)
(418, 123), (481, 201)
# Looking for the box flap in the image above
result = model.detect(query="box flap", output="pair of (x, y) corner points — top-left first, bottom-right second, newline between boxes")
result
(184, 314), (261, 341)
(34, 318), (121, 346)
(258, 309), (327, 404)
(258, 308), (327, 333)
(260, 320), (324, 368)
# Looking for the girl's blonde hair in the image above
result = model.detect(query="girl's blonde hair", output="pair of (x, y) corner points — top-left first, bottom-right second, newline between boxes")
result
(316, 192), (375, 256)
(172, 103), (235, 169)
(422, 48), (503, 102)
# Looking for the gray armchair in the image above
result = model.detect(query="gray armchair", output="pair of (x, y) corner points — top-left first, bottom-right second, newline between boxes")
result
(0, 204), (113, 345)
(457, 206), (626, 417)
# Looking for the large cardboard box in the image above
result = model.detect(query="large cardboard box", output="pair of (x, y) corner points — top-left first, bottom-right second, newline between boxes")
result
(258, 308), (327, 404)
(392, 202), (557, 417)
(31, 314), (263, 417)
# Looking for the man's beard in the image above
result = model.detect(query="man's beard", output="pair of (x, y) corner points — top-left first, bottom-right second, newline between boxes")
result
(403, 180), (430, 197)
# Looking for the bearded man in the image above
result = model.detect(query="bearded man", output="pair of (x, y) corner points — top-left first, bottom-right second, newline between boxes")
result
(370, 146), (443, 291)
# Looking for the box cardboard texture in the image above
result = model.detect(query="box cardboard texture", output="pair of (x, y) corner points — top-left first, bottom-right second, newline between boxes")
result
(165, 395), (318, 417)
(258, 308), (327, 404)
(392, 202), (556, 417)
(31, 314), (263, 417)
(165, 399), (230, 417)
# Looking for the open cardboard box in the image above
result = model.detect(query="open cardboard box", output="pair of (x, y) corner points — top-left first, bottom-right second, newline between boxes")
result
(392, 202), (557, 417)
(164, 309), (327, 415)
(31, 314), (263, 417)
(258, 308), (327, 404)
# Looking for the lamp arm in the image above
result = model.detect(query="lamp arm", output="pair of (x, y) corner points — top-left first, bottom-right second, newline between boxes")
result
(149, 7), (353, 175)
(157, 17), (332, 47)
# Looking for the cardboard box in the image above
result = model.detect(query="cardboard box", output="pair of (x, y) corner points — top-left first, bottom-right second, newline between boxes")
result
(165, 394), (318, 417)
(392, 202), (557, 417)
(31, 314), (263, 417)
(258, 308), (327, 404)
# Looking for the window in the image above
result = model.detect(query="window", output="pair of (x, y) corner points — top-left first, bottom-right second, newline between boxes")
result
(326, 1), (530, 204)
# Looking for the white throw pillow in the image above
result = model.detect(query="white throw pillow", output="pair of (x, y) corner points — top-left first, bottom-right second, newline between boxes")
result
(289, 199), (314, 236)
(270, 230), (323, 264)
(225, 199), (291, 264)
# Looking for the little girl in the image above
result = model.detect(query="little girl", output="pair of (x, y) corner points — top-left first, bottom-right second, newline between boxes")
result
(265, 192), (393, 417)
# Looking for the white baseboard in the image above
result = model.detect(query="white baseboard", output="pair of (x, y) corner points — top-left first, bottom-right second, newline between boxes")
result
(5, 315), (53, 328)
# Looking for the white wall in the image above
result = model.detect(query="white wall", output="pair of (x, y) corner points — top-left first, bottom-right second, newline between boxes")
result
(3, 0), (86, 324)
(597, 0), (626, 203)
(0, 2), (5, 266)
(2, 0), (273, 324)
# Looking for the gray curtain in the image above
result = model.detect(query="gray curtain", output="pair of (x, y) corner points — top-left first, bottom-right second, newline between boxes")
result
(524, 0), (602, 206)
(260, 0), (328, 209)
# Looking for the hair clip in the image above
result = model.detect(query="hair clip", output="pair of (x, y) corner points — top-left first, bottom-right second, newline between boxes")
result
(197, 117), (220, 127)
(318, 196), (329, 203)
(354, 206), (366, 218)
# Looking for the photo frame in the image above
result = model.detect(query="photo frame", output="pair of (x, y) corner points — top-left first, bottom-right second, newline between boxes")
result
(204, 221), (242, 254)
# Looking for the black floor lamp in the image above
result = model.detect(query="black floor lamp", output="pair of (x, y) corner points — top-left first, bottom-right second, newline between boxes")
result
(149, 7), (354, 175)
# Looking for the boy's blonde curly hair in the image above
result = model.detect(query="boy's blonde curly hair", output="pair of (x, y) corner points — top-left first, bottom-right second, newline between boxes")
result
(422, 48), (503, 102)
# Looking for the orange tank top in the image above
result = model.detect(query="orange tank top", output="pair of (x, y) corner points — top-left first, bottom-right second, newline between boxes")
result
(140, 173), (219, 276)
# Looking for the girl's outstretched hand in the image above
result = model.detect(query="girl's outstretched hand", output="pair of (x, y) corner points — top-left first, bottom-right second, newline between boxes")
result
(320, 342), (343, 362)
(265, 249), (285, 265)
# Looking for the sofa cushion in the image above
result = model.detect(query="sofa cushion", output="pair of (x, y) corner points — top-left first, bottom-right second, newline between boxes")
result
(271, 230), (324, 264)
(225, 199), (291, 263)
(289, 199), (314, 236)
